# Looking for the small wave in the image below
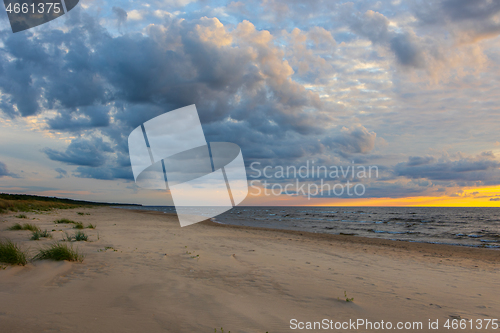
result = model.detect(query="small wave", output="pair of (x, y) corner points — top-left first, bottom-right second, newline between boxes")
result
(367, 229), (421, 235)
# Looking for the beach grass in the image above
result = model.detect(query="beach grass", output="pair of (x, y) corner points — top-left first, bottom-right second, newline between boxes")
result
(15, 214), (27, 219)
(33, 243), (83, 262)
(0, 198), (81, 213)
(31, 230), (52, 240)
(343, 291), (354, 302)
(7, 223), (23, 230)
(65, 231), (88, 242)
(53, 220), (95, 230)
(73, 231), (88, 241)
(0, 239), (28, 265)
(8, 223), (40, 232)
(0, 193), (109, 214)
(22, 224), (40, 232)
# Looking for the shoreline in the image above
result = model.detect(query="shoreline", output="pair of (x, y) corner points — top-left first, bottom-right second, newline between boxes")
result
(204, 220), (500, 262)
(114, 205), (500, 251)
(121, 207), (500, 264)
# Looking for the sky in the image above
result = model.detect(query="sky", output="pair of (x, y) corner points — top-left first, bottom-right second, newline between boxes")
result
(0, 0), (500, 206)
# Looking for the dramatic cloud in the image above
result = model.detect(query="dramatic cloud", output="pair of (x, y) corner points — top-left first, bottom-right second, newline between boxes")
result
(0, 162), (9, 177)
(0, 10), (375, 181)
(43, 137), (114, 167)
(47, 106), (110, 131)
(0, 0), (500, 203)
(322, 125), (377, 156)
(413, 0), (500, 41)
(394, 152), (500, 185)
(0, 162), (19, 178)
(338, 6), (446, 71)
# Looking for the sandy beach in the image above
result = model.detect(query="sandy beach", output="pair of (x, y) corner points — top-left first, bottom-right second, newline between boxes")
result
(0, 207), (499, 332)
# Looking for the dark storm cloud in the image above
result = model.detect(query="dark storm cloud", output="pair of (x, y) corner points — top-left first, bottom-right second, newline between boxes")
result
(389, 32), (425, 68)
(406, 156), (435, 166)
(43, 137), (113, 167)
(73, 166), (134, 180)
(341, 7), (429, 69)
(394, 153), (500, 184)
(47, 106), (110, 130)
(0, 13), (319, 129)
(0, 162), (9, 177)
(0, 10), (376, 180)
(441, 0), (500, 21)
(412, 0), (500, 41)
(0, 161), (19, 178)
(0, 20), (111, 117)
(0, 37), (41, 117)
(415, 0), (500, 23)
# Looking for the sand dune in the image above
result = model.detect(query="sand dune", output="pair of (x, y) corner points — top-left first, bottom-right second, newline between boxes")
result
(0, 207), (499, 332)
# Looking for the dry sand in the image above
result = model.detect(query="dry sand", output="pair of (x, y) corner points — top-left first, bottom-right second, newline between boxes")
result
(0, 207), (499, 332)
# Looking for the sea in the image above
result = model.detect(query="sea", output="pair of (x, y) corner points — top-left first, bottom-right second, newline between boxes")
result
(116, 206), (500, 249)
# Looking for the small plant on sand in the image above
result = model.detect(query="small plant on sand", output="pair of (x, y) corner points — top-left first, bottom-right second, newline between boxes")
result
(54, 218), (76, 224)
(343, 291), (354, 302)
(86, 223), (96, 229)
(31, 230), (52, 240)
(77, 212), (85, 216)
(65, 231), (88, 242)
(74, 231), (88, 241)
(7, 223), (23, 230)
(73, 222), (84, 229)
(8, 223), (40, 232)
(15, 214), (27, 219)
(22, 223), (40, 232)
(0, 239), (28, 265)
(214, 329), (230, 333)
(33, 243), (83, 262)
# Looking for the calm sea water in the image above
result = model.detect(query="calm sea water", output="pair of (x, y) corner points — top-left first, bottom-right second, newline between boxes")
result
(116, 206), (500, 248)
